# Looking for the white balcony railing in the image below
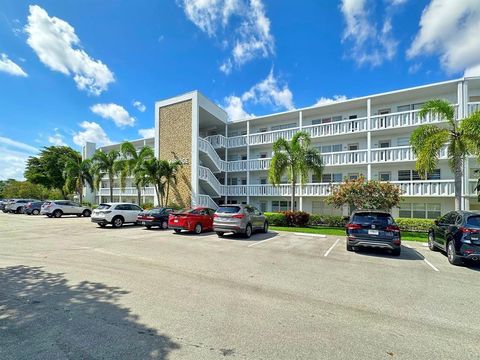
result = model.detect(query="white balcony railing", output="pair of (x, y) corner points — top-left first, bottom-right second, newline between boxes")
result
(371, 145), (448, 163)
(303, 117), (368, 138)
(198, 166), (224, 196)
(97, 187), (155, 196)
(468, 102), (480, 116)
(198, 137), (227, 172)
(204, 134), (226, 149)
(197, 194), (219, 209)
(227, 160), (248, 172)
(322, 150), (367, 166)
(391, 180), (455, 197)
(227, 135), (248, 148)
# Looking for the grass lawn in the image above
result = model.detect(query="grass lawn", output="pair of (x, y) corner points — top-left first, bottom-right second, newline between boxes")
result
(270, 226), (428, 242)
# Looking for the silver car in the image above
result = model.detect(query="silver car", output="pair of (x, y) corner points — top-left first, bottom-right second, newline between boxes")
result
(41, 200), (92, 218)
(6, 199), (40, 214)
(213, 204), (268, 238)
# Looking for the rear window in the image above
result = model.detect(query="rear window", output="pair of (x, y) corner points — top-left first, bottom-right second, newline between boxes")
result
(352, 213), (393, 226)
(466, 215), (480, 227)
(97, 204), (111, 210)
(216, 206), (241, 214)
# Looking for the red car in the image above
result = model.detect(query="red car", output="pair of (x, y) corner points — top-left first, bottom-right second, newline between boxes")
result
(168, 207), (216, 234)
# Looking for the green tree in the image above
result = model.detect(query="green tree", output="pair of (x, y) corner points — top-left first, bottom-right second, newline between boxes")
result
(116, 141), (154, 205)
(0, 179), (16, 198)
(2, 180), (62, 200)
(410, 99), (480, 210)
(326, 176), (403, 211)
(64, 158), (94, 205)
(268, 131), (323, 211)
(161, 160), (183, 206)
(134, 158), (166, 206)
(25, 146), (81, 198)
(91, 149), (121, 203)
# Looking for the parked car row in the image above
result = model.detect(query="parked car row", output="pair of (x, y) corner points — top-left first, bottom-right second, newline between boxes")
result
(2, 199), (41, 214)
(1, 199), (92, 217)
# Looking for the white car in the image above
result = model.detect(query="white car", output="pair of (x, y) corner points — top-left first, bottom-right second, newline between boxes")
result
(91, 203), (143, 228)
(41, 200), (92, 218)
(7, 199), (41, 213)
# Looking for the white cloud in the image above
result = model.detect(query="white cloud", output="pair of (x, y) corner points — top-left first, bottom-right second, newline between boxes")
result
(407, 0), (480, 76)
(314, 95), (348, 107)
(0, 137), (38, 180)
(72, 121), (111, 147)
(133, 100), (146, 112)
(179, 0), (274, 73)
(90, 103), (135, 127)
(340, 0), (405, 67)
(25, 5), (114, 95)
(0, 53), (28, 77)
(222, 69), (293, 121)
(138, 128), (155, 138)
(47, 131), (67, 146)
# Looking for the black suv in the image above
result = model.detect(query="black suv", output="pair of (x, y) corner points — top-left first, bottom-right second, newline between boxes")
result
(428, 211), (480, 266)
(346, 210), (401, 256)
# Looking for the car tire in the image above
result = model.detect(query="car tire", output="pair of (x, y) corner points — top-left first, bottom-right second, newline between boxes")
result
(174, 229), (182, 233)
(346, 244), (354, 252)
(428, 232), (437, 251)
(53, 210), (62, 218)
(112, 216), (124, 228)
(32, 209), (40, 215)
(262, 221), (269, 233)
(161, 220), (168, 230)
(76, 214), (82, 217)
(146, 225), (152, 229)
(391, 248), (401, 256)
(447, 240), (463, 266)
(16, 207), (22, 214)
(244, 224), (252, 238)
(82, 209), (91, 217)
(216, 231), (224, 238)
(194, 223), (203, 234)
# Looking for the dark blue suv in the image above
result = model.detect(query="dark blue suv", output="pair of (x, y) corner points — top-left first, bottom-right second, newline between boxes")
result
(428, 211), (480, 266)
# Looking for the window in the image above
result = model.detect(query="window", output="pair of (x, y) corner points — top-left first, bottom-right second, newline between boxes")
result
(259, 153), (267, 158)
(398, 169), (440, 180)
(397, 105), (411, 112)
(399, 203), (411, 218)
(272, 200), (294, 212)
(378, 109), (391, 115)
(230, 178), (238, 185)
(259, 202), (267, 213)
(427, 203), (441, 219)
(379, 172), (391, 181)
(271, 123), (297, 131)
(379, 140), (390, 148)
(348, 173), (359, 180)
(241, 130), (247, 136)
(241, 178), (247, 185)
(260, 178), (267, 185)
(259, 128), (268, 133)
(412, 102), (425, 110)
(399, 203), (441, 219)
(320, 144), (342, 153)
(412, 203), (426, 218)
(397, 137), (410, 146)
(241, 154), (247, 160)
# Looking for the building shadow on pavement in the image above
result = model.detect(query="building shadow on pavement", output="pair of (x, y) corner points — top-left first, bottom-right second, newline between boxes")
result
(0, 265), (180, 360)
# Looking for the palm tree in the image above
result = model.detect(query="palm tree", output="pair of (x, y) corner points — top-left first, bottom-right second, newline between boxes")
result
(134, 157), (166, 206)
(91, 149), (121, 203)
(116, 141), (154, 205)
(63, 158), (94, 205)
(161, 159), (183, 206)
(269, 131), (324, 211)
(410, 99), (480, 210)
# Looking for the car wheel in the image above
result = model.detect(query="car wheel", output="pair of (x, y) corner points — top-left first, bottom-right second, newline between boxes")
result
(447, 240), (463, 266)
(16, 207), (22, 214)
(428, 232), (437, 251)
(244, 224), (252, 238)
(82, 209), (91, 217)
(98, 223), (106, 228)
(174, 229), (182, 233)
(32, 209), (40, 215)
(145, 225), (152, 229)
(262, 221), (269, 233)
(112, 217), (124, 228)
(53, 210), (62, 218)
(194, 223), (203, 234)
(346, 244), (354, 252)
(391, 248), (401, 256)
(161, 220), (168, 230)
(216, 231), (224, 238)
(76, 214), (82, 217)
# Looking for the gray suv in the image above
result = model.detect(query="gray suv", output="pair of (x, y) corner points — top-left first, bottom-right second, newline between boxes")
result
(41, 200), (92, 218)
(213, 204), (268, 238)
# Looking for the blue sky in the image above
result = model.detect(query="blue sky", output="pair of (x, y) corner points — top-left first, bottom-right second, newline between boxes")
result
(1, 0), (479, 180)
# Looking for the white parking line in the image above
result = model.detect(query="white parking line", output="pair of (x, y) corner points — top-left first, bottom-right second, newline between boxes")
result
(293, 233), (327, 238)
(324, 238), (340, 257)
(404, 244), (439, 272)
(248, 237), (278, 247)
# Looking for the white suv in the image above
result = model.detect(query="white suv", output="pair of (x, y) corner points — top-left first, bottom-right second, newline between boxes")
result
(41, 200), (92, 218)
(91, 203), (143, 228)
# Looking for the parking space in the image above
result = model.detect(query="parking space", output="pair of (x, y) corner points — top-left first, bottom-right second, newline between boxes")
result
(1, 212), (480, 359)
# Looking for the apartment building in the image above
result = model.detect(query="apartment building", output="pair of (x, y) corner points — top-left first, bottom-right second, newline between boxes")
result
(83, 76), (480, 219)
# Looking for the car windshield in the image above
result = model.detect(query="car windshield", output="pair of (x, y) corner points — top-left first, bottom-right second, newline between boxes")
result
(466, 215), (480, 227)
(352, 213), (393, 226)
(217, 206), (241, 214)
(147, 208), (163, 214)
(97, 204), (111, 210)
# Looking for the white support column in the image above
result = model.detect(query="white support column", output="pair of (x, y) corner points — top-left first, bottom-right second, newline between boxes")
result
(366, 99), (372, 180)
(224, 123), (228, 204)
(457, 81), (464, 120)
(246, 120), (250, 204)
(191, 93), (199, 207)
(464, 159), (470, 211)
(299, 110), (303, 210)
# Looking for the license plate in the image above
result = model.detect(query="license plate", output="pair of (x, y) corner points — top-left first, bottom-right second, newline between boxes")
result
(472, 237), (478, 241)
(174, 219), (178, 223)
(368, 229), (379, 235)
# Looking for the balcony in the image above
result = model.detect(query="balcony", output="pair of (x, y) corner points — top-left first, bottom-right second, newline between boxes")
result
(97, 187), (155, 196)
(371, 146), (448, 163)
(468, 102), (480, 116)
(303, 117), (368, 138)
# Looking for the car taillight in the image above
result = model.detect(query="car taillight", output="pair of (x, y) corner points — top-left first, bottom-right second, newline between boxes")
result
(346, 224), (362, 230)
(459, 227), (479, 233)
(232, 214), (245, 219)
(386, 225), (400, 233)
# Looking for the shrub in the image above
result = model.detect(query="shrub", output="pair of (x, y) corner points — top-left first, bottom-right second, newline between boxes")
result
(308, 215), (348, 227)
(142, 202), (155, 210)
(264, 212), (288, 226)
(394, 218), (434, 232)
(282, 211), (310, 227)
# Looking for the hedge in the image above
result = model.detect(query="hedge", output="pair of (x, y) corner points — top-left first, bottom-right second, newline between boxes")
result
(265, 212), (434, 232)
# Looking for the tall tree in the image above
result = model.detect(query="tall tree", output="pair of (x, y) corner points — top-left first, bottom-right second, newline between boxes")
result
(64, 158), (94, 205)
(161, 160), (183, 206)
(269, 131), (324, 211)
(410, 99), (480, 210)
(25, 146), (81, 198)
(91, 149), (121, 203)
(116, 141), (154, 205)
(134, 158), (166, 206)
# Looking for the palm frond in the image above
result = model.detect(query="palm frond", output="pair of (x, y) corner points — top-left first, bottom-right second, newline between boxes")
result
(418, 99), (455, 127)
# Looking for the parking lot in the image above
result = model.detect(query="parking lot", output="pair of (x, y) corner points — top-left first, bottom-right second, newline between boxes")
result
(1, 213), (479, 360)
